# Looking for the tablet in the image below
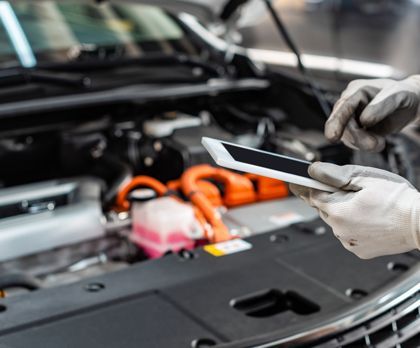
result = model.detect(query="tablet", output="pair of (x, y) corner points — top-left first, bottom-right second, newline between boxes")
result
(202, 137), (336, 192)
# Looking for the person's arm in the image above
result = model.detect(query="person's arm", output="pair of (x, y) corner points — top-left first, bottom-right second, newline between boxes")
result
(325, 75), (420, 152)
(290, 162), (420, 259)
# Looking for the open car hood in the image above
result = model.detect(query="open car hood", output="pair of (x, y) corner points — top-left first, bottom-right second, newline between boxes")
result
(109, 0), (229, 23)
(9, 0), (256, 24)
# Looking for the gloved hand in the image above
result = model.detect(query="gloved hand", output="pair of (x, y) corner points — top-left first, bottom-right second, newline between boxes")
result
(325, 75), (420, 152)
(290, 162), (420, 259)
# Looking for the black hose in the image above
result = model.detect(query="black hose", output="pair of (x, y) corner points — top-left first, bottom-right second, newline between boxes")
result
(100, 154), (133, 207)
(220, 0), (250, 21)
(225, 105), (260, 124)
(263, 0), (331, 118)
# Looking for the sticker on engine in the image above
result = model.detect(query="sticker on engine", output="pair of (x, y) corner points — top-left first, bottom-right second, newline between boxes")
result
(204, 239), (252, 257)
(269, 211), (303, 227)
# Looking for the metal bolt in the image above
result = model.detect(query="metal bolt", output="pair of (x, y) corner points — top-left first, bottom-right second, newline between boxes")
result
(153, 141), (163, 152)
(270, 234), (289, 244)
(144, 157), (154, 167)
(84, 283), (105, 292)
(192, 67), (203, 76)
(314, 226), (327, 235)
(178, 249), (196, 260)
(387, 262), (409, 272)
(191, 338), (217, 348)
(345, 288), (367, 300)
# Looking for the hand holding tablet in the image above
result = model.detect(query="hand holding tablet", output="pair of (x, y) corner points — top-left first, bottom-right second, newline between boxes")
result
(201, 137), (337, 192)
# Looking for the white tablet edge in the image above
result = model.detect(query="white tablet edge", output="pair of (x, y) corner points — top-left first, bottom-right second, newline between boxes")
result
(202, 137), (337, 192)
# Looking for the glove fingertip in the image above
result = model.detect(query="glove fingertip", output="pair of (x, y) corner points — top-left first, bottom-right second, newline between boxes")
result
(308, 162), (350, 189)
(359, 135), (379, 152)
(359, 110), (380, 127)
(325, 118), (344, 142)
(357, 132), (385, 153)
(308, 161), (326, 179)
(289, 183), (306, 197)
(373, 135), (386, 152)
(359, 99), (393, 128)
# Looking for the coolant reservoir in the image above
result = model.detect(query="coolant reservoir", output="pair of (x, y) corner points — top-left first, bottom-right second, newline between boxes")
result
(130, 194), (202, 258)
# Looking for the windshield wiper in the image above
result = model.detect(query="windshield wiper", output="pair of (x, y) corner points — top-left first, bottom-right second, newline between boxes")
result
(35, 53), (225, 77)
(0, 52), (226, 92)
(0, 69), (91, 89)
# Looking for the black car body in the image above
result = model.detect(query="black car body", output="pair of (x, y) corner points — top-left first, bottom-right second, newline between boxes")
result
(0, 1), (418, 347)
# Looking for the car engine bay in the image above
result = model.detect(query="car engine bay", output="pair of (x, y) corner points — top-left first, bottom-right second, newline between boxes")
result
(0, 93), (337, 290)
(0, 84), (419, 347)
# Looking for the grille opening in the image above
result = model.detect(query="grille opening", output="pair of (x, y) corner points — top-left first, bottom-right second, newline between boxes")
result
(401, 333), (420, 348)
(230, 289), (320, 318)
(397, 308), (419, 329)
(344, 338), (366, 348)
(313, 291), (419, 348)
(369, 324), (394, 345)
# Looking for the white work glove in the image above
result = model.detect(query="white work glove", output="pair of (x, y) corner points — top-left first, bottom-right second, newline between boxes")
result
(290, 162), (420, 259)
(325, 75), (420, 152)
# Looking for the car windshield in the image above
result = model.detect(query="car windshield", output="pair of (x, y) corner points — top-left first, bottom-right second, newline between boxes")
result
(0, 1), (199, 68)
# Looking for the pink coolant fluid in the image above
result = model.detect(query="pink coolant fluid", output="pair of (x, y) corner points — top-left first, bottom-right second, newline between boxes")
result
(130, 196), (203, 258)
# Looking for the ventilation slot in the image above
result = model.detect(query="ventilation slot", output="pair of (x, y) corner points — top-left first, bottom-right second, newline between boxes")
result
(230, 289), (320, 318)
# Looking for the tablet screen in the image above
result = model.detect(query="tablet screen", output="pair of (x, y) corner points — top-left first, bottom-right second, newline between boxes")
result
(222, 143), (311, 178)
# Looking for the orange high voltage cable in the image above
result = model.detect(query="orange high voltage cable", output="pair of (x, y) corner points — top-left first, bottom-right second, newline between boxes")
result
(115, 175), (212, 240)
(244, 174), (289, 201)
(167, 179), (223, 207)
(115, 166), (288, 243)
(115, 176), (168, 211)
(180, 164), (256, 242)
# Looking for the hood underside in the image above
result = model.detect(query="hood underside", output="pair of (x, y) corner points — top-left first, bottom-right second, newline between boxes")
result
(8, 0), (232, 23)
(117, 0), (229, 22)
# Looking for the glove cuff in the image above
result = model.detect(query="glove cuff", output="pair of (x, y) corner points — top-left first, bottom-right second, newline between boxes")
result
(410, 194), (420, 250)
(407, 75), (420, 90)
